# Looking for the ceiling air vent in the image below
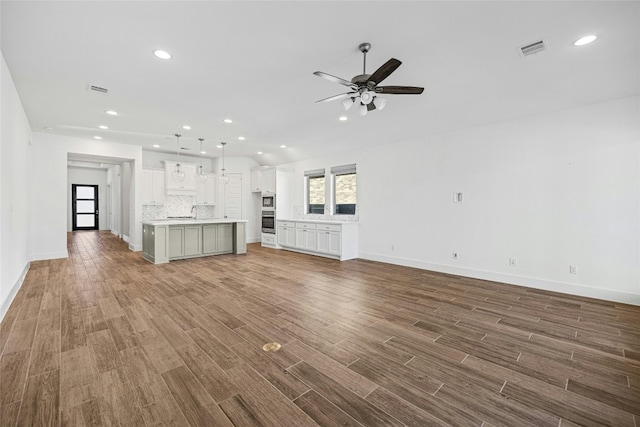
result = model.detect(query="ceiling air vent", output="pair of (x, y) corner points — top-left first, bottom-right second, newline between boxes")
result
(519, 39), (548, 57)
(88, 84), (109, 94)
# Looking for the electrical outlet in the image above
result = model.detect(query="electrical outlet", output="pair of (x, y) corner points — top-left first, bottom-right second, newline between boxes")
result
(569, 265), (578, 275)
(509, 257), (517, 267)
(452, 252), (459, 260)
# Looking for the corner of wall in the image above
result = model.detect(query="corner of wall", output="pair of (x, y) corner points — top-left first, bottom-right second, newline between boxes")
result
(0, 262), (30, 323)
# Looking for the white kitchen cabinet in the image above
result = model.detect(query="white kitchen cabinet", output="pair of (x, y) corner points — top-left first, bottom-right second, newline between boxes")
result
(142, 169), (165, 205)
(277, 221), (296, 247)
(316, 224), (341, 256)
(275, 220), (358, 261)
(261, 167), (276, 193)
(250, 167), (276, 193)
(195, 173), (217, 205)
(295, 222), (317, 251)
(164, 161), (197, 195)
(250, 168), (262, 192)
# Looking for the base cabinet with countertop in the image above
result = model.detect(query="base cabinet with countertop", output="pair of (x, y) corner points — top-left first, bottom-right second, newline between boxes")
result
(203, 223), (234, 255)
(276, 220), (358, 260)
(142, 219), (246, 264)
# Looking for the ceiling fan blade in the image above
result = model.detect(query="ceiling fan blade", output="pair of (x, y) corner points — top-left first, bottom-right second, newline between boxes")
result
(313, 71), (356, 88)
(375, 86), (424, 95)
(315, 92), (356, 104)
(366, 58), (402, 86)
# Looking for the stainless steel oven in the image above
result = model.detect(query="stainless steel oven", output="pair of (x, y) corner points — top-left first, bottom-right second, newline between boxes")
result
(261, 210), (275, 234)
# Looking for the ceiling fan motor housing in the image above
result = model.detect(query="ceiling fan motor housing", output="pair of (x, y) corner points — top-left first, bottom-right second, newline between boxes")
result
(351, 74), (370, 84)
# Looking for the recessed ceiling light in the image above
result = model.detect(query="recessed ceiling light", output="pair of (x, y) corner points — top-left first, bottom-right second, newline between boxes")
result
(574, 35), (597, 46)
(224, 119), (233, 124)
(280, 145), (287, 148)
(153, 50), (172, 59)
(93, 136), (103, 140)
(238, 136), (246, 140)
(201, 151), (206, 154)
(99, 125), (109, 129)
(257, 151), (263, 155)
(339, 116), (348, 121)
(153, 144), (160, 148)
(182, 125), (191, 130)
(105, 110), (118, 116)
(216, 144), (223, 148)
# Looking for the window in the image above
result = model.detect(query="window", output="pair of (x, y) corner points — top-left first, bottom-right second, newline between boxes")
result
(305, 169), (325, 214)
(332, 164), (356, 215)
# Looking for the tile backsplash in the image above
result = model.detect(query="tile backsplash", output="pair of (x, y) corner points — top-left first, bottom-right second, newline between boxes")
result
(142, 195), (215, 220)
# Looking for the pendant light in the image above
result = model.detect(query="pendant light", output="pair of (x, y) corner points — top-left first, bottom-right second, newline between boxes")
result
(172, 133), (185, 182)
(197, 138), (207, 181)
(219, 142), (229, 184)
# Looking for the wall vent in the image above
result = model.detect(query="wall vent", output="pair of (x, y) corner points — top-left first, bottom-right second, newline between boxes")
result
(519, 39), (548, 57)
(88, 84), (109, 94)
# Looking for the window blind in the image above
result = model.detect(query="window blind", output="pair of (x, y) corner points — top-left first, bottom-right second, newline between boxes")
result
(304, 168), (325, 178)
(330, 164), (356, 176)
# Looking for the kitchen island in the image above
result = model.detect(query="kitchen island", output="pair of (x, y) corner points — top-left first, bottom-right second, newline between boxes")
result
(142, 219), (247, 264)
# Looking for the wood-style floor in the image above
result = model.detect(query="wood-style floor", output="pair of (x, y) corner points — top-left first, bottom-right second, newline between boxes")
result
(1, 231), (639, 426)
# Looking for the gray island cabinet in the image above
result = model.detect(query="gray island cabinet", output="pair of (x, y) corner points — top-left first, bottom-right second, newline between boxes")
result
(142, 219), (247, 264)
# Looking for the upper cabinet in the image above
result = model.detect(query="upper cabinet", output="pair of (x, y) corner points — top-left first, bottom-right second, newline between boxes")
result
(261, 168), (276, 193)
(195, 173), (217, 205)
(164, 161), (196, 195)
(142, 169), (166, 205)
(251, 167), (276, 193)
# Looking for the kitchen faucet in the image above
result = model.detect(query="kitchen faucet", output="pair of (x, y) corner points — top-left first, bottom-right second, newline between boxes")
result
(191, 205), (197, 220)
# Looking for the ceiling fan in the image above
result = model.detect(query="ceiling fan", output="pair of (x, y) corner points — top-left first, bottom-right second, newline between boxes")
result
(313, 42), (424, 116)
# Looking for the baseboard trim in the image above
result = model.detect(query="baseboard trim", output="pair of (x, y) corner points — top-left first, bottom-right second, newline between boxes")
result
(122, 234), (130, 243)
(0, 262), (30, 323)
(358, 252), (640, 306)
(30, 250), (69, 261)
(129, 243), (142, 252)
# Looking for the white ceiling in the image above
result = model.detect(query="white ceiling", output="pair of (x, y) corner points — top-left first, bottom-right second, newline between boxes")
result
(2, 1), (638, 166)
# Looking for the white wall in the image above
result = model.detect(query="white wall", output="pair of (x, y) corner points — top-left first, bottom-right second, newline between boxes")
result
(0, 53), (31, 321)
(283, 96), (640, 304)
(31, 133), (144, 260)
(67, 167), (109, 231)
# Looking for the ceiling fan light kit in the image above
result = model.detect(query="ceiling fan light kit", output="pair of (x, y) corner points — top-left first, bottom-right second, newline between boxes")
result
(314, 42), (424, 116)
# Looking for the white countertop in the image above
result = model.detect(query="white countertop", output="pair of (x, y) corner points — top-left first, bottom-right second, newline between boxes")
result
(277, 218), (359, 225)
(142, 219), (248, 226)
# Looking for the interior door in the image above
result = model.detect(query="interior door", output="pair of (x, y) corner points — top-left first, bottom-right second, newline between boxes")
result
(72, 184), (99, 231)
(223, 174), (243, 219)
